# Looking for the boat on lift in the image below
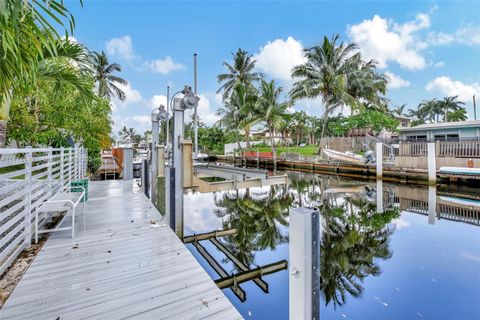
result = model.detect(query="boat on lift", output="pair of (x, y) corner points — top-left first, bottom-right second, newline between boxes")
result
(323, 148), (366, 164)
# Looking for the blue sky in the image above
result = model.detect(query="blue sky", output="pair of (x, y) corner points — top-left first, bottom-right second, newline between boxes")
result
(67, 1), (480, 134)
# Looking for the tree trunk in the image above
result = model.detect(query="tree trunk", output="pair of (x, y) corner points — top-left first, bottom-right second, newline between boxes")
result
(0, 90), (12, 148)
(269, 127), (277, 171)
(318, 116), (329, 156)
(0, 120), (7, 147)
(245, 127), (251, 150)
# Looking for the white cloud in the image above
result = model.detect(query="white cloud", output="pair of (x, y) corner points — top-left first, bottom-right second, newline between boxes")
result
(385, 71), (410, 89)
(106, 35), (137, 61)
(106, 36), (185, 75)
(254, 36), (306, 81)
(429, 25), (480, 46)
(347, 13), (430, 70)
(115, 82), (143, 105)
(434, 61), (445, 68)
(132, 115), (151, 127)
(426, 76), (480, 102)
(146, 56), (185, 74)
(149, 95), (168, 110)
(111, 114), (151, 136)
(393, 217), (410, 229)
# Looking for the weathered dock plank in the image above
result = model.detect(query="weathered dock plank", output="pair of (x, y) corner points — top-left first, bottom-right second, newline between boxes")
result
(0, 180), (242, 320)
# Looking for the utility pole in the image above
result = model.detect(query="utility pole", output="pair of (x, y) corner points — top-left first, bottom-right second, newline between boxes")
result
(474, 94), (477, 121)
(166, 86), (170, 159)
(193, 53), (199, 159)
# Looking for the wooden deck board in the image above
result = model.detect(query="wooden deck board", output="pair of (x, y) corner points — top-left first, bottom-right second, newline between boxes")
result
(0, 180), (242, 320)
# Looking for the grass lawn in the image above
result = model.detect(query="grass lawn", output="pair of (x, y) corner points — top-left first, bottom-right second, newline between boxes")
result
(250, 145), (319, 156)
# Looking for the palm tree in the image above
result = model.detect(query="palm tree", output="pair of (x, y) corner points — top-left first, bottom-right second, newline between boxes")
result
(439, 96), (466, 122)
(417, 99), (441, 123)
(290, 111), (309, 146)
(235, 84), (258, 149)
(90, 51), (127, 101)
(0, 0), (77, 146)
(290, 35), (387, 152)
(217, 48), (263, 100)
(215, 88), (243, 152)
(447, 108), (468, 122)
(391, 104), (407, 117)
(254, 80), (289, 164)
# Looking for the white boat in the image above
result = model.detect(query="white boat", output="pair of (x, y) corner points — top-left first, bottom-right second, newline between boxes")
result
(440, 196), (480, 208)
(194, 152), (210, 161)
(439, 167), (480, 175)
(323, 148), (365, 164)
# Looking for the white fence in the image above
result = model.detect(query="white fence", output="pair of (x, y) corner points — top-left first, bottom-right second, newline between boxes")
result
(0, 147), (87, 275)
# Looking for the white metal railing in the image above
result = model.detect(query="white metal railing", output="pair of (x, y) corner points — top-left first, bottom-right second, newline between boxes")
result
(0, 147), (87, 275)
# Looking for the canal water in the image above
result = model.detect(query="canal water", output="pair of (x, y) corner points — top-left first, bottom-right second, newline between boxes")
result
(181, 172), (480, 320)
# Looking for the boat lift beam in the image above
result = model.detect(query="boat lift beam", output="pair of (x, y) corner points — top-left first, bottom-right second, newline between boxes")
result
(210, 237), (269, 293)
(183, 228), (237, 244)
(215, 260), (288, 289)
(192, 241), (247, 302)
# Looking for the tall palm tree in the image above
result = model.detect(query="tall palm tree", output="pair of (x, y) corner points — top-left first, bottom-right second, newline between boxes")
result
(290, 35), (386, 152)
(90, 51), (127, 101)
(217, 48), (263, 101)
(254, 80), (289, 164)
(0, 0), (77, 146)
(290, 35), (357, 151)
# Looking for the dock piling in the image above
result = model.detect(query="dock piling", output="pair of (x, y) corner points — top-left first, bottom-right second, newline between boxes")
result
(289, 207), (320, 320)
(376, 142), (383, 178)
(427, 142), (437, 185)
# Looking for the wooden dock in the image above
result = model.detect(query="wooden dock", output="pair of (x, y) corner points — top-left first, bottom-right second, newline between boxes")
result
(0, 180), (242, 320)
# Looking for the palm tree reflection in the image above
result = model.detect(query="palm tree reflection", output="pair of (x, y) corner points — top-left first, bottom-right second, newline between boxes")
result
(213, 178), (399, 308)
(320, 196), (399, 308)
(214, 185), (291, 269)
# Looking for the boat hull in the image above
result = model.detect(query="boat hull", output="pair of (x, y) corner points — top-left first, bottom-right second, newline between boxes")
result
(323, 149), (365, 164)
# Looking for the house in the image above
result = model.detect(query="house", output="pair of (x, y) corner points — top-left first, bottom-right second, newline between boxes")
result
(399, 120), (480, 141)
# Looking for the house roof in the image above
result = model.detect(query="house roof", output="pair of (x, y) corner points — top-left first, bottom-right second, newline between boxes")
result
(400, 120), (480, 132)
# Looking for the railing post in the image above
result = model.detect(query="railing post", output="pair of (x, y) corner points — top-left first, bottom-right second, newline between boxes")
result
(82, 148), (86, 177)
(47, 147), (53, 197)
(75, 147), (79, 180)
(78, 147), (83, 178)
(68, 148), (73, 184)
(60, 147), (65, 186)
(24, 147), (33, 246)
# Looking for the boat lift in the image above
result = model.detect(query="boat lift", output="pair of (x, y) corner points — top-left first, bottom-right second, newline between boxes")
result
(184, 229), (288, 302)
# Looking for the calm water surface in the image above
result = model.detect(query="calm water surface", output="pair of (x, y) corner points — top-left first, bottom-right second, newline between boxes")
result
(182, 172), (480, 320)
